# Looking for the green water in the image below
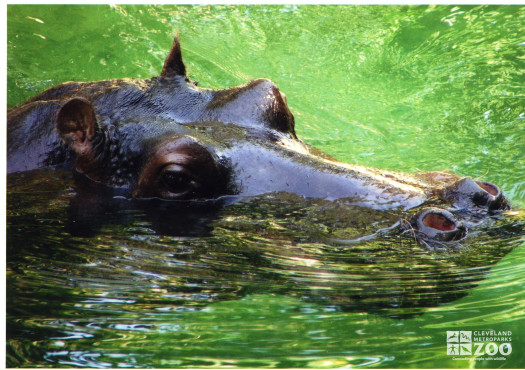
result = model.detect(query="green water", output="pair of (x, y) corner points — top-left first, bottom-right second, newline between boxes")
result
(6, 5), (525, 368)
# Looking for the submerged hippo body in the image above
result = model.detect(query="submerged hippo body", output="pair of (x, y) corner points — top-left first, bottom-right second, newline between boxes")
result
(7, 37), (510, 245)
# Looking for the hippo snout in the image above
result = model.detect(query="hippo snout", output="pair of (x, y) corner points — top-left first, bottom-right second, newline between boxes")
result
(445, 177), (510, 212)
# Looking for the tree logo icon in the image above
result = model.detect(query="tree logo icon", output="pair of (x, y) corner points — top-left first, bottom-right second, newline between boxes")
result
(460, 344), (472, 355)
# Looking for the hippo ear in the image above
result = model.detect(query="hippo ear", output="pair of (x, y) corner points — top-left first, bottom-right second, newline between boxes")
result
(161, 35), (187, 78)
(56, 98), (99, 157)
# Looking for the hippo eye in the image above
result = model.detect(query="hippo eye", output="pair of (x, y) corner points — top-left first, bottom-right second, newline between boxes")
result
(160, 165), (197, 197)
(135, 137), (224, 201)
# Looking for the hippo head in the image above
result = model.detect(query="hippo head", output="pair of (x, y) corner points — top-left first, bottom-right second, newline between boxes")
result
(54, 37), (304, 200)
(52, 36), (510, 246)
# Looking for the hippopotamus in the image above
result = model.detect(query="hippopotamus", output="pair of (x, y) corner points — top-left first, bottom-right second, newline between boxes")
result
(7, 36), (510, 245)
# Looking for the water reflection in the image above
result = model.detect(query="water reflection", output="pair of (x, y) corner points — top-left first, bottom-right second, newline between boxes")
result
(7, 170), (523, 321)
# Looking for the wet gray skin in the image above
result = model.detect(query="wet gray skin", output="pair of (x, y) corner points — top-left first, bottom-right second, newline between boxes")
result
(7, 36), (510, 246)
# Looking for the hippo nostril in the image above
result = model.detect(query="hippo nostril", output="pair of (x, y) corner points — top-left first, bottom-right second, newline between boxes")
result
(475, 181), (498, 196)
(413, 208), (467, 242)
(473, 181), (509, 211)
(445, 177), (510, 212)
(422, 212), (456, 231)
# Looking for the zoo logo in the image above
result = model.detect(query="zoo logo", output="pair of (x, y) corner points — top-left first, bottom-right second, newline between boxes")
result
(446, 331), (512, 357)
